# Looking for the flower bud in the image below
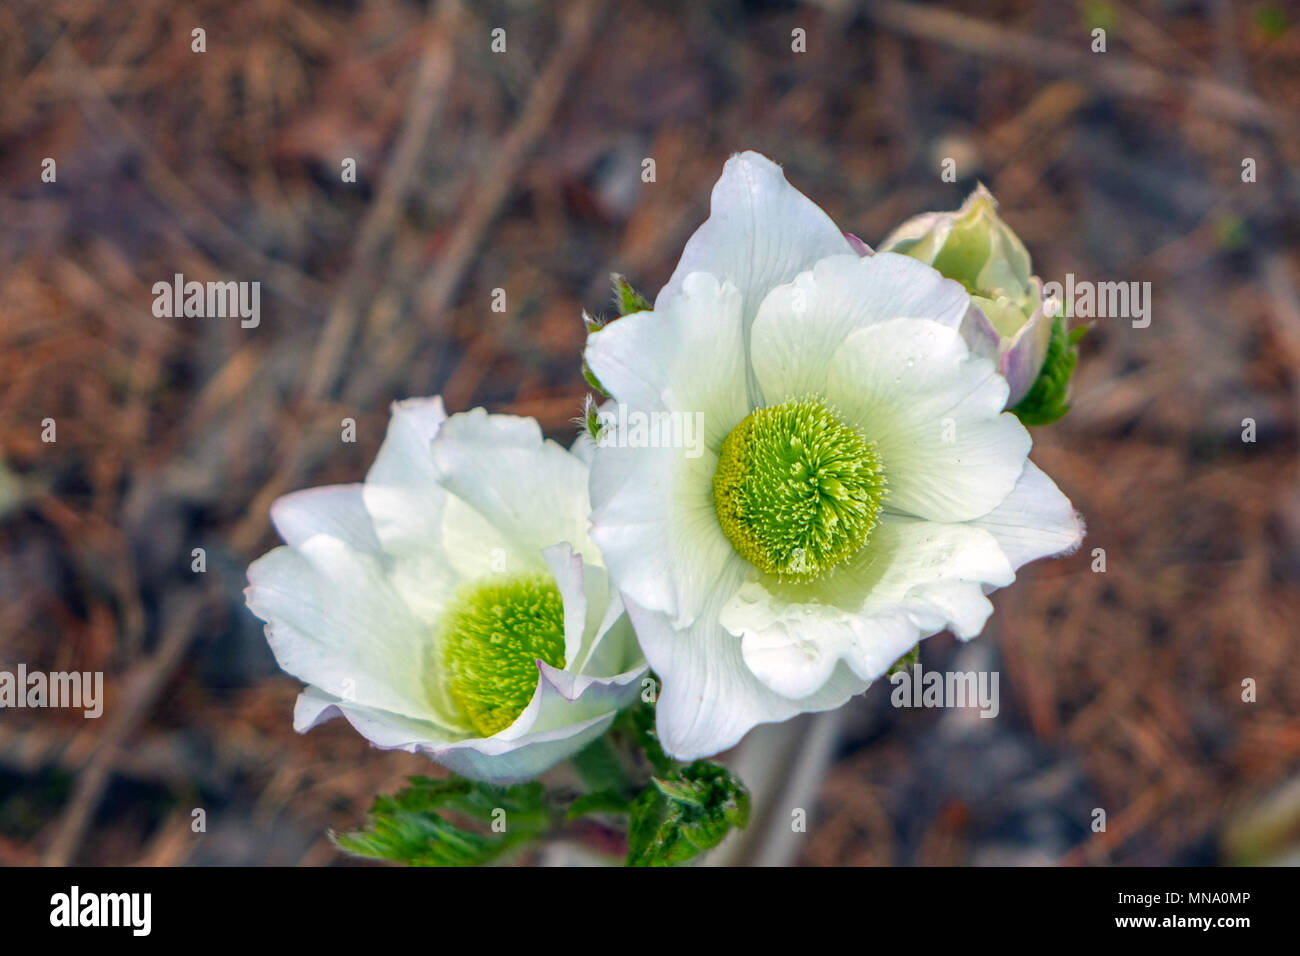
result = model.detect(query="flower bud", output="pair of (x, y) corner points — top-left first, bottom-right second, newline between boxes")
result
(879, 184), (1053, 407)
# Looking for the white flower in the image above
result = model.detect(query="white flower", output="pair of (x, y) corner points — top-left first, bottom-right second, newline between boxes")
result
(584, 152), (1082, 760)
(246, 398), (645, 783)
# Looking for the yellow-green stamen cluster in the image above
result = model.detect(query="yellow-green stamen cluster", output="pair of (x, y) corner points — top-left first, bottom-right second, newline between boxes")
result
(712, 398), (885, 582)
(441, 573), (566, 737)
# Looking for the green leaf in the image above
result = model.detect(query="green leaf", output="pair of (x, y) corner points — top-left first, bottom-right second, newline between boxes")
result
(333, 776), (549, 867)
(651, 775), (710, 806)
(609, 678), (751, 865)
(1011, 313), (1084, 427)
(626, 760), (751, 867)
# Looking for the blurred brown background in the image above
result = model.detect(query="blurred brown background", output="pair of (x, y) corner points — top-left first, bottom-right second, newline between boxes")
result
(1, 0), (1298, 866)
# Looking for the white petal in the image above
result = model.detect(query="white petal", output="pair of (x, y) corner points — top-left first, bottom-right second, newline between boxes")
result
(575, 600), (643, 678)
(433, 713), (617, 784)
(506, 661), (646, 739)
(822, 318), (1031, 522)
(585, 273), (752, 627)
(551, 549), (641, 679)
(430, 409), (598, 567)
(293, 679), (635, 785)
(733, 601), (921, 701)
(584, 271), (750, 436)
(569, 428), (597, 466)
(721, 516), (1014, 698)
(543, 542), (589, 668)
(588, 437), (746, 629)
(1000, 294), (1054, 408)
(845, 232), (873, 256)
(959, 301), (1002, 365)
(434, 663), (645, 783)
(630, 563), (871, 760)
(365, 396), (447, 490)
(360, 398), (530, 610)
(749, 252), (971, 402)
(362, 476), (448, 562)
(360, 397), (465, 602)
(363, 480), (517, 623)
(246, 539), (460, 727)
(878, 210), (950, 253)
(969, 460), (1084, 570)
(656, 151), (853, 331)
(294, 686), (456, 749)
(269, 483), (382, 555)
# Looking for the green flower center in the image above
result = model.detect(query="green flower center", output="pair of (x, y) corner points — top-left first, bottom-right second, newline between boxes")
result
(441, 573), (566, 737)
(712, 397), (885, 582)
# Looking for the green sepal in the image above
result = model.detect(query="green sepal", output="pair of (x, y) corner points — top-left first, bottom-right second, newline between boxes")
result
(582, 361), (608, 397)
(332, 776), (548, 867)
(1011, 314), (1085, 427)
(582, 393), (604, 442)
(581, 309), (609, 396)
(581, 276), (651, 397)
(611, 274), (651, 316)
(625, 760), (751, 867)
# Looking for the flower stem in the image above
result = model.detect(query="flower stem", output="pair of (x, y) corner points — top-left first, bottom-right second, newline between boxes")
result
(570, 733), (631, 795)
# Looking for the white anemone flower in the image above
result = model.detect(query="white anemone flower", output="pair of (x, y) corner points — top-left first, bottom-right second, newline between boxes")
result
(246, 398), (645, 783)
(584, 152), (1083, 760)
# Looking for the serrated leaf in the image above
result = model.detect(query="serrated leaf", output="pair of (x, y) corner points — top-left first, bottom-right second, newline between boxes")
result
(626, 760), (751, 867)
(651, 775), (708, 806)
(1012, 312), (1083, 426)
(333, 776), (549, 867)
